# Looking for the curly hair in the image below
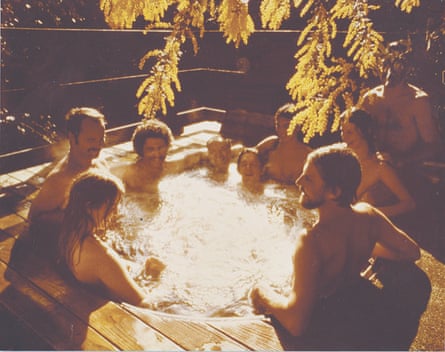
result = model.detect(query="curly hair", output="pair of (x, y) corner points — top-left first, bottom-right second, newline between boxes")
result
(132, 120), (174, 157)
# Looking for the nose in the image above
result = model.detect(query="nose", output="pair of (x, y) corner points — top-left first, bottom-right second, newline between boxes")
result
(295, 175), (302, 187)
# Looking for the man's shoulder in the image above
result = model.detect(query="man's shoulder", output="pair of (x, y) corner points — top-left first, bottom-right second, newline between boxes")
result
(44, 158), (70, 182)
(407, 84), (429, 100)
(363, 85), (385, 98)
(352, 201), (375, 214)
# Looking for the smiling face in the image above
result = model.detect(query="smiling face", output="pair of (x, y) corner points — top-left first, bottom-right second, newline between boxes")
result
(238, 150), (262, 183)
(69, 118), (105, 165)
(295, 160), (327, 209)
(141, 137), (169, 174)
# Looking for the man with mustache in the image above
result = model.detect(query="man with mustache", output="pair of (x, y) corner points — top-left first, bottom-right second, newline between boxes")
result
(250, 143), (420, 339)
(29, 107), (107, 250)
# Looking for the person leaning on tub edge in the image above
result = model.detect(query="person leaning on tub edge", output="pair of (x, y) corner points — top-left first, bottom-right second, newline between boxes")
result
(249, 143), (420, 337)
(58, 169), (163, 308)
(28, 107), (108, 256)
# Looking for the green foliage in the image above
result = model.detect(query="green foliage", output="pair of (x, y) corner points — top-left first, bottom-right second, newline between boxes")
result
(99, 0), (430, 140)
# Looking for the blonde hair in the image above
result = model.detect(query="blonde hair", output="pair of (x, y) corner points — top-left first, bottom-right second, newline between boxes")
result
(58, 170), (124, 269)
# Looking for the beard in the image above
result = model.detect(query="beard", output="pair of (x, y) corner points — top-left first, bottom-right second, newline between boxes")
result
(299, 192), (324, 210)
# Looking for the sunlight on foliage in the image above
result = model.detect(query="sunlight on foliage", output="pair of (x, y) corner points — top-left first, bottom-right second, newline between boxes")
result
(217, 0), (255, 47)
(100, 0), (427, 140)
(395, 0), (421, 13)
(260, 0), (291, 30)
(100, 0), (171, 28)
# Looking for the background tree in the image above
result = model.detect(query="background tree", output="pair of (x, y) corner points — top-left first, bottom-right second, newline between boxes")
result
(99, 0), (444, 141)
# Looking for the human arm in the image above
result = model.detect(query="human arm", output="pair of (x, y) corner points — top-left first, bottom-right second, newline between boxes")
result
(250, 234), (320, 336)
(397, 96), (441, 166)
(93, 244), (153, 308)
(255, 135), (279, 156)
(69, 236), (151, 307)
(369, 205), (420, 261)
(28, 173), (70, 224)
(376, 162), (415, 217)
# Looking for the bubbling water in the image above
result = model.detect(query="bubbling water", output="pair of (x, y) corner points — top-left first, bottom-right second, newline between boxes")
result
(107, 166), (316, 317)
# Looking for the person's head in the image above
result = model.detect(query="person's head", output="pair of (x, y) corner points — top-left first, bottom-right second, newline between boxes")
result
(296, 143), (361, 209)
(384, 39), (412, 87)
(132, 119), (173, 172)
(237, 148), (263, 184)
(59, 170), (124, 268)
(341, 109), (376, 154)
(274, 103), (303, 140)
(207, 136), (232, 173)
(66, 107), (106, 164)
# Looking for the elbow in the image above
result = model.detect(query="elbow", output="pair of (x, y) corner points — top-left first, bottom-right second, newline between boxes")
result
(285, 319), (307, 337)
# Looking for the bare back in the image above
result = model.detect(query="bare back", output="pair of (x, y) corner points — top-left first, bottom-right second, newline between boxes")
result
(296, 202), (419, 299)
(264, 140), (312, 184)
(305, 206), (377, 297)
(361, 84), (438, 157)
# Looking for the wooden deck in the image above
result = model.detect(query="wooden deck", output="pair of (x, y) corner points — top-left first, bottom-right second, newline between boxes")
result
(1, 121), (444, 350)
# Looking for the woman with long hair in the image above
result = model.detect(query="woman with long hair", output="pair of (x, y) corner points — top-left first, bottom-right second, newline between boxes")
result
(341, 109), (415, 218)
(59, 170), (158, 307)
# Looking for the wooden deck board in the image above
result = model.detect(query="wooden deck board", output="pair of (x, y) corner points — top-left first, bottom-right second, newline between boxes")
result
(0, 231), (183, 351)
(208, 319), (285, 351)
(0, 260), (118, 350)
(124, 305), (249, 351)
(0, 213), (25, 231)
(1, 120), (443, 350)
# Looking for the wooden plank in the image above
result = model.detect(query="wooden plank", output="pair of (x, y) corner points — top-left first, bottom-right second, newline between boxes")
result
(0, 213), (24, 231)
(124, 305), (248, 351)
(0, 233), (182, 351)
(0, 174), (21, 188)
(0, 221), (28, 239)
(208, 318), (285, 351)
(0, 261), (117, 350)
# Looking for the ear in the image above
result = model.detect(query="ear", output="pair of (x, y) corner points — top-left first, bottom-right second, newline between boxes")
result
(68, 131), (76, 145)
(326, 186), (341, 201)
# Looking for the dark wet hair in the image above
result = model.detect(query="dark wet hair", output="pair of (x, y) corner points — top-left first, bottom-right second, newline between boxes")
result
(274, 103), (305, 140)
(236, 147), (262, 173)
(274, 103), (296, 121)
(308, 143), (361, 207)
(132, 119), (174, 157)
(59, 170), (124, 270)
(348, 109), (377, 153)
(65, 107), (106, 143)
(206, 136), (231, 150)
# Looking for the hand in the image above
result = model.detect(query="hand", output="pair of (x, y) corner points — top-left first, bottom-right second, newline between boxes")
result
(249, 286), (269, 315)
(144, 256), (166, 279)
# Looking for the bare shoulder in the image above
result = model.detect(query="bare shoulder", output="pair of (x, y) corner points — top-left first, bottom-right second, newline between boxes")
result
(111, 161), (132, 180)
(43, 160), (73, 188)
(81, 236), (115, 268)
(363, 85), (384, 99)
(256, 135), (279, 154)
(407, 84), (429, 100)
(352, 201), (376, 215)
(122, 162), (137, 180)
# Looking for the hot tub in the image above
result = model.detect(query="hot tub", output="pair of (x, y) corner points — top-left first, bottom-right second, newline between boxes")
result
(107, 163), (317, 318)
